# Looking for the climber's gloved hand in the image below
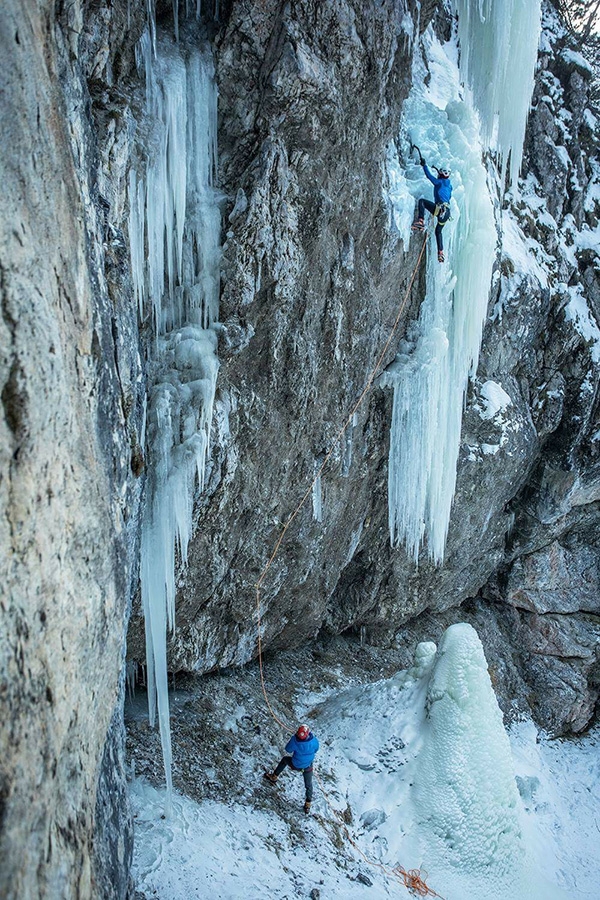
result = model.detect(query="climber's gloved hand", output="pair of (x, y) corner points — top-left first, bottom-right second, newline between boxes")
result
(420, 157), (426, 166)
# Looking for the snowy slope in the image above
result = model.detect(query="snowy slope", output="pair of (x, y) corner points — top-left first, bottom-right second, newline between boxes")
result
(131, 626), (599, 899)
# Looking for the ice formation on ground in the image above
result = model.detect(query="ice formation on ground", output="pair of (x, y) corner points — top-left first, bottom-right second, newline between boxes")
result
(452, 0), (542, 186)
(131, 623), (598, 898)
(129, 32), (220, 810)
(384, 29), (496, 564)
(415, 624), (521, 874)
(310, 625), (527, 891)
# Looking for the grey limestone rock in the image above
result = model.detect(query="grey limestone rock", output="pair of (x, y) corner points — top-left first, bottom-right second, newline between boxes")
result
(125, 1), (600, 738)
(2, 0), (600, 895)
(0, 0), (143, 896)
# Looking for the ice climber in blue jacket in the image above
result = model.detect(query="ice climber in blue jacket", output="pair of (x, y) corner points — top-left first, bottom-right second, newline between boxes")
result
(411, 159), (452, 263)
(264, 724), (320, 814)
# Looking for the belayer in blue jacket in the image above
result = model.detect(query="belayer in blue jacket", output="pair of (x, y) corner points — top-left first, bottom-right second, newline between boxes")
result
(411, 159), (453, 263)
(264, 724), (320, 814)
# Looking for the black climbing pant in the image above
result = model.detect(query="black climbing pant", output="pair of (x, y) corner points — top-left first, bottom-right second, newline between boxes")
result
(273, 756), (314, 801)
(418, 198), (451, 253)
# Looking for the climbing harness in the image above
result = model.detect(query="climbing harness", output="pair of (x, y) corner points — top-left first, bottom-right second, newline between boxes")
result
(254, 230), (446, 898)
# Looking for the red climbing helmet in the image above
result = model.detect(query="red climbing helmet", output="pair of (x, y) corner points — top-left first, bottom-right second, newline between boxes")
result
(296, 724), (310, 740)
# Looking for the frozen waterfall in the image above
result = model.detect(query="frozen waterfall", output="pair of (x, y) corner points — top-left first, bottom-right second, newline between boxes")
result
(384, 29), (496, 564)
(384, 3), (541, 564)
(452, 0), (542, 186)
(129, 32), (220, 812)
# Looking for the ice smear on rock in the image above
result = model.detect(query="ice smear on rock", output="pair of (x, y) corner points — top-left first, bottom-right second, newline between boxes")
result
(129, 33), (220, 813)
(384, 0), (543, 563)
(312, 465), (323, 523)
(452, 0), (542, 186)
(384, 30), (496, 564)
(415, 623), (522, 874)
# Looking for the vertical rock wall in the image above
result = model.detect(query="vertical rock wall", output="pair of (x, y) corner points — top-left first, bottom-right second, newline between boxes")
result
(127, 0), (434, 669)
(1, 0), (598, 895)
(0, 1), (143, 896)
(473, 10), (600, 733)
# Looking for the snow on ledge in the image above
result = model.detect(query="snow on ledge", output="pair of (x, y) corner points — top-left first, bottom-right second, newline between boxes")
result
(501, 210), (550, 287)
(479, 380), (513, 420)
(560, 48), (594, 78)
(564, 285), (600, 363)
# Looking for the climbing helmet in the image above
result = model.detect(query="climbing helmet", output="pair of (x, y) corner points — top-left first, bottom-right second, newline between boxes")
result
(296, 724), (310, 740)
(438, 167), (451, 178)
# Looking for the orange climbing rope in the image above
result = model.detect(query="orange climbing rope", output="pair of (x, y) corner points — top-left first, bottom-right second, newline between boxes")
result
(315, 769), (446, 898)
(255, 232), (444, 898)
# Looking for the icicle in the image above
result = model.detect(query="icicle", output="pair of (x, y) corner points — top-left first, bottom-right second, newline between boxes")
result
(342, 430), (353, 477)
(140, 392), (148, 449)
(312, 460), (323, 523)
(186, 51), (220, 330)
(146, 0), (156, 57)
(342, 415), (356, 477)
(452, 0), (542, 186)
(128, 169), (146, 317)
(128, 33), (221, 814)
(126, 661), (138, 699)
(173, 0), (179, 42)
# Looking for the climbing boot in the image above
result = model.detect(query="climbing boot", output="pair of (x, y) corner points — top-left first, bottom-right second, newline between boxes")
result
(411, 217), (425, 232)
(263, 772), (278, 785)
(304, 801), (311, 815)
(438, 250), (445, 263)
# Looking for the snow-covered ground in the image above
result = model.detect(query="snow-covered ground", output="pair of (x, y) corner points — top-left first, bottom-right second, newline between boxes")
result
(130, 625), (600, 900)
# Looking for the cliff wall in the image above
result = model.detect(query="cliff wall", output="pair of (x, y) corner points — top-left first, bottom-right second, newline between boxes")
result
(1, 1), (598, 896)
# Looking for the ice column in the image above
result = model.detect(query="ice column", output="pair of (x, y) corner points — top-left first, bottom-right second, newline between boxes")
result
(415, 624), (522, 873)
(384, 31), (496, 564)
(129, 34), (220, 812)
(452, 0), (542, 186)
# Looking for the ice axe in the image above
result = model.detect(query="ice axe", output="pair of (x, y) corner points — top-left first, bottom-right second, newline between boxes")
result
(410, 142), (425, 166)
(412, 144), (443, 176)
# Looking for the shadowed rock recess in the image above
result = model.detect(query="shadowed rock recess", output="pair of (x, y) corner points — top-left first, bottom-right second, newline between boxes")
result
(1, 0), (599, 896)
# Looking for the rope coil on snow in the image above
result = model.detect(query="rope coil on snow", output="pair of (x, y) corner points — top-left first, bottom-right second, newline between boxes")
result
(255, 233), (445, 897)
(313, 769), (446, 899)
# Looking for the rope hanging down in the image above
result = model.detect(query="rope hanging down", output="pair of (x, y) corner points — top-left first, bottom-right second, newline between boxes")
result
(255, 231), (428, 727)
(255, 232), (444, 897)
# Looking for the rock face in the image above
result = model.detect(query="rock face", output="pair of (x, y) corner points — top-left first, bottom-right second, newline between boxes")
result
(472, 8), (600, 734)
(0, 1), (143, 896)
(128, 0), (599, 737)
(127, 0), (437, 667)
(1, 0), (599, 896)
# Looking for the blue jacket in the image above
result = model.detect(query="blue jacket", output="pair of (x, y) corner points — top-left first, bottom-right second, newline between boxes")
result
(423, 164), (452, 205)
(285, 732), (319, 769)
